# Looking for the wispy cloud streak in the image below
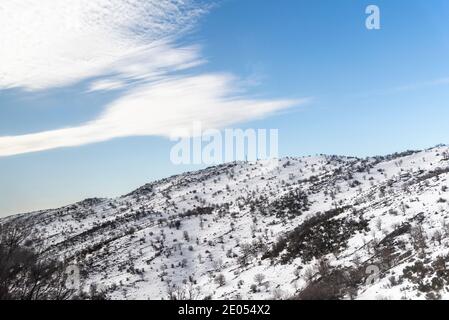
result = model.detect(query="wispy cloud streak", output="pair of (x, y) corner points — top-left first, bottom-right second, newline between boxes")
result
(0, 1), (304, 157)
(0, 0), (205, 90)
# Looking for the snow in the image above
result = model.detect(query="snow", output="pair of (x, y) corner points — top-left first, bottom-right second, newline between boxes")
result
(3, 145), (449, 300)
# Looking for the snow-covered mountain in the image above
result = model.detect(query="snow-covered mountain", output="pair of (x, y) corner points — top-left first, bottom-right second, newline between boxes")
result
(3, 145), (449, 300)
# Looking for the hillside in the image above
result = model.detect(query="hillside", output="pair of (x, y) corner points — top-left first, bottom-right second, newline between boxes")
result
(3, 145), (449, 300)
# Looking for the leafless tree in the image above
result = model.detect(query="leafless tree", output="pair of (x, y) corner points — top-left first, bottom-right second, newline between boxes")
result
(433, 230), (443, 245)
(0, 222), (74, 300)
(303, 266), (316, 283)
(410, 225), (427, 253)
(254, 273), (265, 286)
(214, 274), (226, 287)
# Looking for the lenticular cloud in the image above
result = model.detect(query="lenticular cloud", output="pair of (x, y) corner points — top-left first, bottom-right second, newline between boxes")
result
(0, 0), (304, 157)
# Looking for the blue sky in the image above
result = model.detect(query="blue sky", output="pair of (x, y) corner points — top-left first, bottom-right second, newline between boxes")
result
(1, 0), (449, 217)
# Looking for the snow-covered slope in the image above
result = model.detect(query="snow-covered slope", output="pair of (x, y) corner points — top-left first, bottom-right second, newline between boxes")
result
(3, 145), (449, 300)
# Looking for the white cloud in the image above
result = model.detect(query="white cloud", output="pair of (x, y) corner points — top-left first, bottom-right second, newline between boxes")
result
(0, 75), (306, 156)
(0, 0), (305, 157)
(88, 79), (127, 92)
(392, 77), (449, 93)
(0, 0), (204, 90)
